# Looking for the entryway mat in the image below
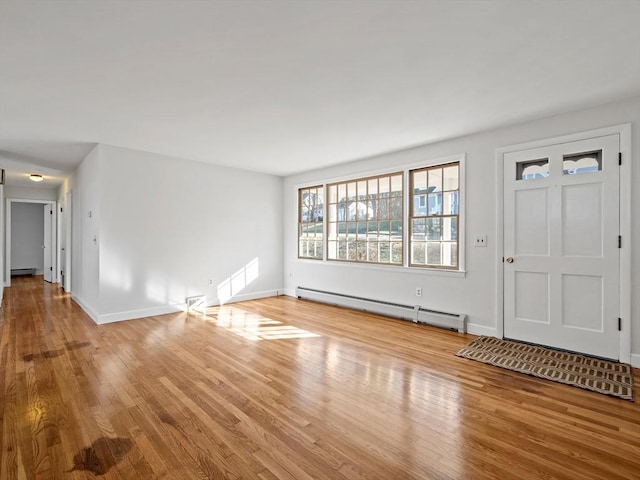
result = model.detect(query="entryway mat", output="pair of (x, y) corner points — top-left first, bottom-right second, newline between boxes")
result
(456, 336), (634, 401)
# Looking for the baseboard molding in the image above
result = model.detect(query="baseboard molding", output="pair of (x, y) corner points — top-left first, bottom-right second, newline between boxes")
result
(630, 353), (640, 368)
(213, 289), (280, 306)
(73, 289), (282, 325)
(466, 323), (497, 337)
(97, 304), (187, 325)
(281, 288), (297, 298)
(71, 294), (100, 324)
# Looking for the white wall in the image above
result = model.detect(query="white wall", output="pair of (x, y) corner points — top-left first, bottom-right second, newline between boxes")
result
(283, 97), (640, 360)
(10, 202), (44, 273)
(58, 146), (101, 319)
(4, 186), (57, 201)
(67, 144), (283, 323)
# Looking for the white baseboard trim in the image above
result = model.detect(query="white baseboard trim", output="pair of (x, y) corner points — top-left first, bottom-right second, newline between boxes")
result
(630, 354), (640, 368)
(214, 289), (280, 306)
(466, 323), (498, 337)
(74, 289), (282, 325)
(71, 294), (100, 324)
(281, 288), (297, 298)
(97, 304), (187, 325)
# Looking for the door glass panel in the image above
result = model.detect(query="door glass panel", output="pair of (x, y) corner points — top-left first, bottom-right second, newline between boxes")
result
(516, 158), (549, 180)
(563, 150), (602, 175)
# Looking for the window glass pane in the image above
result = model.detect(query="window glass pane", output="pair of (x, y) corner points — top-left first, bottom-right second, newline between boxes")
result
(413, 195), (427, 217)
(391, 242), (402, 264)
(443, 191), (458, 215)
(357, 180), (367, 198)
(412, 242), (425, 264)
(337, 241), (347, 260)
(443, 217), (457, 241)
(442, 242), (457, 267)
(338, 183), (346, 202)
(368, 178), (378, 197)
(378, 199), (389, 220)
(563, 150), (602, 175)
(517, 158), (549, 180)
(347, 201), (356, 221)
(443, 165), (458, 190)
(378, 242), (390, 262)
(427, 218), (442, 241)
(347, 241), (357, 260)
(328, 185), (337, 203)
(328, 222), (337, 239)
(390, 220), (402, 237)
(390, 197), (403, 219)
(427, 193), (442, 215)
(428, 168), (442, 192)
(347, 182), (356, 201)
(390, 175), (403, 196)
(412, 218), (426, 239)
(426, 242), (441, 264)
(413, 170), (427, 191)
(379, 177), (390, 195)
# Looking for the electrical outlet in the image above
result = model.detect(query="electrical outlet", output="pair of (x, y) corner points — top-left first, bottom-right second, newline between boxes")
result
(289, 272), (293, 277)
(208, 278), (214, 286)
(474, 234), (488, 247)
(416, 287), (422, 297)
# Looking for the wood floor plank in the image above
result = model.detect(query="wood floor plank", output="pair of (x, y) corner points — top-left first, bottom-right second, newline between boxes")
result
(1, 276), (639, 479)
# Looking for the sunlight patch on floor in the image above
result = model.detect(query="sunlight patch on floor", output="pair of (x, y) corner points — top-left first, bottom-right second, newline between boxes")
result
(199, 305), (320, 341)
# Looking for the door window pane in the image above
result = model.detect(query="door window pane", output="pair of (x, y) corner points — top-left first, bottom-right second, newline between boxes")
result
(563, 150), (602, 175)
(517, 158), (549, 180)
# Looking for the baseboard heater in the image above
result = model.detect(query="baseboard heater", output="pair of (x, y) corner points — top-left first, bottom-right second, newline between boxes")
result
(296, 286), (466, 333)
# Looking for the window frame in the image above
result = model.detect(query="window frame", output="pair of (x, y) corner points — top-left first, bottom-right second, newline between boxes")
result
(297, 185), (325, 260)
(294, 153), (465, 274)
(408, 162), (460, 270)
(326, 171), (404, 266)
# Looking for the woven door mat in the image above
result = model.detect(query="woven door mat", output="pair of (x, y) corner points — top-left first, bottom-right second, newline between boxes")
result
(456, 336), (634, 401)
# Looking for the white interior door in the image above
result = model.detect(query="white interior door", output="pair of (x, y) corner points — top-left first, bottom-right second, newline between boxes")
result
(65, 191), (72, 292)
(503, 134), (620, 359)
(43, 204), (52, 282)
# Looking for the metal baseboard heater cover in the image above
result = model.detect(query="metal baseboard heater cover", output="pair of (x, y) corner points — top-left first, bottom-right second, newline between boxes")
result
(297, 287), (466, 333)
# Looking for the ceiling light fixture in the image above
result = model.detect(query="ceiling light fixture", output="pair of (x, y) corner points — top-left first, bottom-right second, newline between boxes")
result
(29, 174), (44, 182)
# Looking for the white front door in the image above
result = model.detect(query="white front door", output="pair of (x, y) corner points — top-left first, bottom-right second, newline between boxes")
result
(503, 134), (620, 360)
(43, 204), (52, 282)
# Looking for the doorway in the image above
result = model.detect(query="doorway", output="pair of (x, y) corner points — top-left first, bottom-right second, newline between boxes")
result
(496, 125), (632, 363)
(5, 198), (57, 287)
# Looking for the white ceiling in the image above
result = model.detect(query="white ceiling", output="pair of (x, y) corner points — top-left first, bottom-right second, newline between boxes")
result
(1, 0), (639, 187)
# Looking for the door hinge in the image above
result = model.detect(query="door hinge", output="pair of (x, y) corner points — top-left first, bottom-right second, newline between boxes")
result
(50, 266), (53, 271)
(50, 209), (53, 215)
(618, 235), (622, 248)
(60, 207), (63, 213)
(618, 152), (622, 165)
(618, 318), (622, 331)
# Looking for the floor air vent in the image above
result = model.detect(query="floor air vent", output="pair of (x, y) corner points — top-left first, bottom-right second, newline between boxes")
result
(296, 287), (466, 333)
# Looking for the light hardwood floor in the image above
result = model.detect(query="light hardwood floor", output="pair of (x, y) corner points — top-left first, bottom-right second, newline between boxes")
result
(1, 276), (639, 479)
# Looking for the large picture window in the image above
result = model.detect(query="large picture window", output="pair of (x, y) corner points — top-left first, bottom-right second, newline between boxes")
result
(326, 172), (403, 264)
(298, 186), (324, 259)
(409, 162), (459, 268)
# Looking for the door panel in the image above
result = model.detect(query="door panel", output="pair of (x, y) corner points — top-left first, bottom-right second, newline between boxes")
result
(504, 134), (619, 359)
(43, 204), (52, 282)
